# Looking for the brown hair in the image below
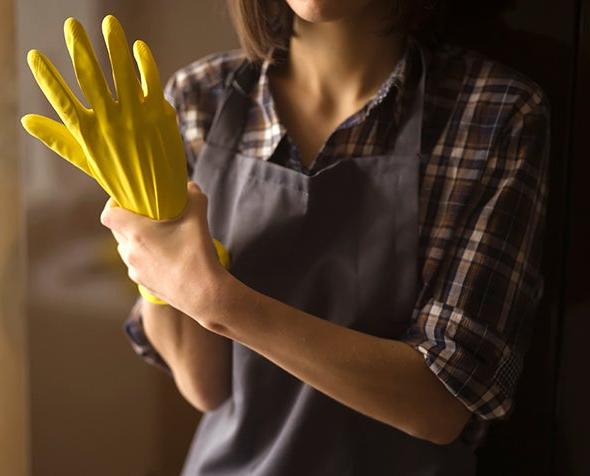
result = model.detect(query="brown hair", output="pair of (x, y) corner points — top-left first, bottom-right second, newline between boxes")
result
(226, 0), (436, 63)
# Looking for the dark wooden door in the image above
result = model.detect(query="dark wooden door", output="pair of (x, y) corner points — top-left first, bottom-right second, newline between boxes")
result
(555, 0), (590, 474)
(434, 1), (581, 474)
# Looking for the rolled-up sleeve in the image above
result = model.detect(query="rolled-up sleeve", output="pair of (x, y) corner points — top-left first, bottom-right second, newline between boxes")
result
(400, 85), (551, 421)
(123, 296), (173, 376)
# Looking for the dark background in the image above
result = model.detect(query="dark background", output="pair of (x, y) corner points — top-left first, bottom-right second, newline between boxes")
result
(432, 0), (588, 474)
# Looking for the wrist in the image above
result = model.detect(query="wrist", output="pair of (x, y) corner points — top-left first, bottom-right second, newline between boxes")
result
(186, 269), (251, 335)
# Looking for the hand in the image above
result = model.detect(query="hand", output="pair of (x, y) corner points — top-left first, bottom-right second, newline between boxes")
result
(100, 181), (228, 319)
(20, 14), (231, 304)
(21, 15), (188, 219)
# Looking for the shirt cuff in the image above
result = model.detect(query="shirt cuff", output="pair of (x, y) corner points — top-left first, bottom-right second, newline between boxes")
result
(123, 296), (173, 377)
(400, 298), (525, 422)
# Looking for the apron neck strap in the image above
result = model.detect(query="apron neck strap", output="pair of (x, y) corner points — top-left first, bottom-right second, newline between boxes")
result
(205, 38), (428, 158)
(390, 36), (427, 158)
(205, 58), (261, 149)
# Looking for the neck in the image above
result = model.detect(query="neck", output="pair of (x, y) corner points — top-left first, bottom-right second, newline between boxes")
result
(280, 12), (407, 108)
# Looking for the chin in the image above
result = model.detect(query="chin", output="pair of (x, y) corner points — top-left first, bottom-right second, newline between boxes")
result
(285, 0), (374, 23)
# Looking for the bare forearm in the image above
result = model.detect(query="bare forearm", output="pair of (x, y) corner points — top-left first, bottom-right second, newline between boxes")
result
(142, 299), (232, 411)
(196, 276), (472, 445)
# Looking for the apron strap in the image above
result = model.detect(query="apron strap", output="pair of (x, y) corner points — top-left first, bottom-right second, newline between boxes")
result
(204, 59), (261, 150)
(389, 36), (426, 159)
(204, 37), (428, 160)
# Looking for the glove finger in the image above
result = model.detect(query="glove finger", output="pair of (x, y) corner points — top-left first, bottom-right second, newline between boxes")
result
(26, 49), (89, 132)
(20, 113), (91, 175)
(133, 40), (163, 101)
(21, 113), (113, 195)
(64, 17), (114, 116)
(101, 15), (142, 106)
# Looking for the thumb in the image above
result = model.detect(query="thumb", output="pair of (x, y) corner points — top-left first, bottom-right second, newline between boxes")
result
(187, 180), (203, 194)
(21, 113), (91, 175)
(186, 180), (209, 217)
(100, 198), (149, 237)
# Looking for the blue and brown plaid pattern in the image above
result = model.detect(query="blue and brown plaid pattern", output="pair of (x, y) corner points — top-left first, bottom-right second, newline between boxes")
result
(124, 35), (550, 446)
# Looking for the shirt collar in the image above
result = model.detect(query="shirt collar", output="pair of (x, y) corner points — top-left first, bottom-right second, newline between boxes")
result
(250, 34), (419, 147)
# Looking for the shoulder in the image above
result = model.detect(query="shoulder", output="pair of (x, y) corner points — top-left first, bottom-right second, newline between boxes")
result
(162, 49), (248, 161)
(163, 48), (248, 123)
(425, 40), (550, 128)
(419, 39), (550, 168)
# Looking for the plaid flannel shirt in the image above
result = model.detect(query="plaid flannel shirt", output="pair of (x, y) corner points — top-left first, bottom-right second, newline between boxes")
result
(124, 36), (550, 447)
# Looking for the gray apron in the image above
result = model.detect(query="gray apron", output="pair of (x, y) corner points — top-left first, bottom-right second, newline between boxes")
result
(182, 41), (476, 475)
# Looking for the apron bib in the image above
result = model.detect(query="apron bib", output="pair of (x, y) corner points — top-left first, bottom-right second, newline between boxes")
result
(181, 40), (476, 476)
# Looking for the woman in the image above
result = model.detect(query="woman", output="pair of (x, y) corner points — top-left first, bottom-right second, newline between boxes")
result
(106, 1), (550, 474)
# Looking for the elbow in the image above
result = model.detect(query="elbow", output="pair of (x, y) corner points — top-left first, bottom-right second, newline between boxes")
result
(393, 390), (473, 445)
(414, 408), (473, 446)
(174, 373), (231, 413)
(404, 421), (468, 447)
(189, 392), (230, 413)
(423, 423), (468, 446)
(378, 395), (472, 446)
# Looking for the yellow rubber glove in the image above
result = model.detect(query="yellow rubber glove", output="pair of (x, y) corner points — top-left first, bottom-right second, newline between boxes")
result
(21, 15), (230, 305)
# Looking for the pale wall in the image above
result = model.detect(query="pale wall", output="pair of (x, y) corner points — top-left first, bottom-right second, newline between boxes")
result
(0, 0), (29, 474)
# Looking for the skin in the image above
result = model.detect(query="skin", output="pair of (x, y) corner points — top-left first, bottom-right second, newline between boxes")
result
(272, 0), (407, 167)
(102, 0), (473, 446)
